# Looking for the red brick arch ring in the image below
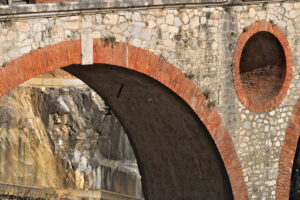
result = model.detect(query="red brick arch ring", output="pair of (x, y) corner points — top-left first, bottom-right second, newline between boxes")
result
(233, 21), (293, 112)
(276, 99), (300, 200)
(0, 39), (247, 199)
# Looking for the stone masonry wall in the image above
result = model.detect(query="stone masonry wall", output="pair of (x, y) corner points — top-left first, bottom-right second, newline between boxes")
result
(1, 1), (300, 199)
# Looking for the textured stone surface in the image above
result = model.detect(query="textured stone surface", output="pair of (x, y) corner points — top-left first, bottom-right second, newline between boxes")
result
(1, 1), (300, 199)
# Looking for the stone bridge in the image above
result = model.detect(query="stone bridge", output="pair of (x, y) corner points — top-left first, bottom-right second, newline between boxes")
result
(0, 0), (300, 199)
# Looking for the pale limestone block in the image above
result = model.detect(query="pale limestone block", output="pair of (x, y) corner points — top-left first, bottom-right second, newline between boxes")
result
(182, 24), (189, 31)
(213, 20), (218, 26)
(289, 10), (298, 18)
(157, 17), (165, 25)
(249, 8), (256, 18)
(1, 28), (7, 35)
(111, 26), (121, 34)
(141, 41), (149, 48)
(22, 39), (33, 46)
(201, 17), (206, 24)
(95, 14), (102, 24)
(34, 32), (42, 42)
(89, 31), (101, 39)
(82, 16), (93, 28)
(180, 12), (189, 25)
(168, 26), (179, 34)
(162, 32), (169, 40)
(257, 11), (266, 20)
(166, 14), (174, 25)
(64, 21), (81, 30)
(9, 50), (20, 59)
(133, 12), (142, 21)
(119, 16), (126, 23)
(40, 19), (48, 25)
(208, 19), (214, 26)
(192, 29), (198, 37)
(33, 22), (43, 32)
(51, 26), (64, 38)
(18, 33), (27, 42)
(103, 14), (119, 25)
(20, 46), (31, 54)
(211, 11), (221, 20)
(16, 22), (30, 32)
(193, 9), (198, 16)
(287, 25), (295, 33)
(114, 34), (126, 42)
(212, 42), (218, 50)
(119, 22), (129, 32)
(131, 27), (140, 39)
(163, 39), (175, 49)
(293, 3), (300, 9)
(281, 3), (290, 11)
(160, 24), (168, 32)
(81, 33), (93, 65)
(132, 22), (146, 28)
(211, 27), (218, 33)
(140, 29), (151, 41)
(190, 16), (199, 29)
(132, 38), (142, 47)
(203, 7), (215, 12)
(148, 20), (157, 29)
(278, 20), (286, 29)
(277, 6), (285, 16)
(174, 17), (182, 27)
(124, 12), (132, 20)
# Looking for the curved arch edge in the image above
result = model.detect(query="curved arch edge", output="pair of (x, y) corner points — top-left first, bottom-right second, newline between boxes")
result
(276, 99), (300, 200)
(233, 21), (293, 113)
(0, 39), (248, 200)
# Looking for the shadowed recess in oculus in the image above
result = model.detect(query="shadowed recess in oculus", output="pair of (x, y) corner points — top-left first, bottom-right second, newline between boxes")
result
(240, 31), (286, 103)
(63, 64), (233, 200)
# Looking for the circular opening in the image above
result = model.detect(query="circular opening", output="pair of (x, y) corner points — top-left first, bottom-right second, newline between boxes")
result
(240, 31), (286, 103)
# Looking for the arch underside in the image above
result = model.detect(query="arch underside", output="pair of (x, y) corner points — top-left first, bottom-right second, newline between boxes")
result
(63, 64), (233, 200)
(276, 99), (300, 200)
(290, 139), (300, 199)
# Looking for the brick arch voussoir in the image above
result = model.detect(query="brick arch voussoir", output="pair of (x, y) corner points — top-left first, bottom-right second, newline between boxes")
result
(0, 39), (247, 200)
(276, 99), (300, 200)
(233, 21), (293, 113)
(0, 40), (81, 97)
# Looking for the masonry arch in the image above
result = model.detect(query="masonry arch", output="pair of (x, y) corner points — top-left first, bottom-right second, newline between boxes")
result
(0, 40), (247, 199)
(276, 99), (300, 200)
(233, 21), (293, 112)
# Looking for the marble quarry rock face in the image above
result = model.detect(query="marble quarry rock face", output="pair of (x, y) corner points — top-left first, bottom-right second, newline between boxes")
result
(0, 81), (143, 198)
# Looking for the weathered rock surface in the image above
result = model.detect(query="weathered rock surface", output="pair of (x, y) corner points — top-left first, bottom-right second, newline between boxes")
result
(0, 80), (142, 198)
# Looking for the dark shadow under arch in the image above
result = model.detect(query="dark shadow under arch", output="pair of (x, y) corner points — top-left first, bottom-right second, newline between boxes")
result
(276, 98), (300, 200)
(290, 139), (300, 199)
(63, 64), (233, 200)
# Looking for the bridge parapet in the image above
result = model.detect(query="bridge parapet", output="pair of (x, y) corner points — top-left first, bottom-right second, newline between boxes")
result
(0, 0), (288, 13)
(1, 0), (229, 7)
